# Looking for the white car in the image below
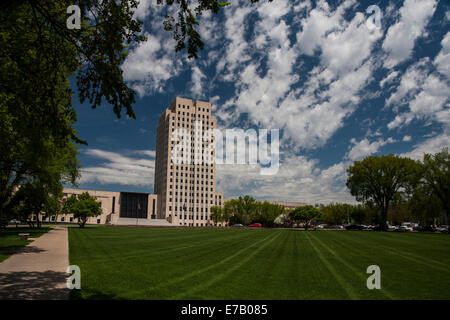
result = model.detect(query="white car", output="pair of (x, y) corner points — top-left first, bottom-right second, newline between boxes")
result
(436, 225), (449, 233)
(401, 222), (415, 231)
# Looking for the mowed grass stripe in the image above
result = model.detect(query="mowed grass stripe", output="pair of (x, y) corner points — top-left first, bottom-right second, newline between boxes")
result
(169, 230), (284, 299)
(68, 227), (450, 300)
(70, 228), (278, 299)
(307, 231), (395, 300)
(139, 230), (279, 298)
(338, 231), (450, 274)
(324, 230), (450, 299)
(88, 229), (260, 264)
(303, 231), (358, 299)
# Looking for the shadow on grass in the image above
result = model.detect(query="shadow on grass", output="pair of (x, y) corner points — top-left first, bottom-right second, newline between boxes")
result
(0, 271), (69, 300)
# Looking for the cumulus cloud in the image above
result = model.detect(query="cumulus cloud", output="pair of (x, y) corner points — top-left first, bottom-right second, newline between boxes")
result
(216, 152), (354, 204)
(382, 0), (437, 68)
(380, 71), (399, 87)
(346, 137), (395, 161)
(216, 0), (382, 151)
(401, 132), (450, 160)
(79, 149), (155, 187)
(386, 58), (450, 129)
(434, 32), (450, 79)
(189, 66), (207, 97)
(122, 34), (183, 96)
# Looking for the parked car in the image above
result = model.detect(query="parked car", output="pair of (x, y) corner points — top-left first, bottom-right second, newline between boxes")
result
(394, 225), (411, 232)
(436, 225), (449, 233)
(400, 222), (415, 231)
(9, 219), (21, 224)
(230, 224), (244, 227)
(249, 223), (262, 228)
(329, 225), (345, 230)
(345, 224), (364, 230)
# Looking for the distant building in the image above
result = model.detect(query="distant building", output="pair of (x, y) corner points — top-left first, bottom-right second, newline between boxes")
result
(154, 97), (223, 227)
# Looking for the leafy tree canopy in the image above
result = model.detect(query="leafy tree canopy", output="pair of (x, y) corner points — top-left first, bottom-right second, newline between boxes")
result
(346, 154), (419, 231)
(289, 205), (321, 230)
(69, 192), (102, 228)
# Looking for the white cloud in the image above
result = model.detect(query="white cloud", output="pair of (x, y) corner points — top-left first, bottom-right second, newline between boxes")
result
(380, 71), (399, 87)
(122, 33), (184, 96)
(386, 58), (450, 129)
(217, 152), (355, 204)
(189, 66), (207, 97)
(79, 149), (155, 187)
(385, 58), (430, 109)
(401, 132), (450, 160)
(434, 32), (450, 78)
(346, 137), (395, 161)
(216, 1), (382, 151)
(382, 0), (437, 68)
(403, 135), (412, 142)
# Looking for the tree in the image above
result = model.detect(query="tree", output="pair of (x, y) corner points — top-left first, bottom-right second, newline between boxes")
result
(346, 155), (419, 231)
(238, 195), (256, 225)
(321, 203), (354, 225)
(420, 148), (450, 233)
(289, 205), (321, 230)
(62, 194), (77, 216)
(43, 193), (63, 223)
(210, 206), (223, 226)
(223, 199), (240, 225)
(13, 182), (48, 228)
(351, 204), (368, 225)
(69, 192), (102, 228)
(256, 201), (285, 227)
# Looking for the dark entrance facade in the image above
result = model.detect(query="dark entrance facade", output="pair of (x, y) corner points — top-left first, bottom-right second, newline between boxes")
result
(119, 192), (148, 219)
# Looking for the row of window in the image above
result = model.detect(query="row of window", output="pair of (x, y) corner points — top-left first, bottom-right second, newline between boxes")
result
(175, 214), (209, 220)
(170, 176), (214, 182)
(169, 206), (209, 213)
(32, 215), (101, 224)
(170, 190), (214, 195)
(169, 185), (214, 192)
(177, 104), (210, 113)
(171, 165), (214, 173)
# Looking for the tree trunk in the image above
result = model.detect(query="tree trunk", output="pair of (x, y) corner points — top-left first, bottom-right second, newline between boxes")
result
(380, 203), (389, 231)
(36, 213), (41, 228)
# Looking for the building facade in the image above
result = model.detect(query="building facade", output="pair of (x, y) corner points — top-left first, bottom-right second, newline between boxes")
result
(154, 97), (223, 227)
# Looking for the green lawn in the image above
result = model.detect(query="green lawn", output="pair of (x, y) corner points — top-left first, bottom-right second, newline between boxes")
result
(68, 227), (450, 300)
(0, 227), (51, 262)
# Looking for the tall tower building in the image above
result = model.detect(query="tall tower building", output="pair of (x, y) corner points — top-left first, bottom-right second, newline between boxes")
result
(154, 97), (223, 226)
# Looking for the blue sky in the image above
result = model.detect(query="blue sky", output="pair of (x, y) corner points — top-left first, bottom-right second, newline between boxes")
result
(71, 0), (450, 204)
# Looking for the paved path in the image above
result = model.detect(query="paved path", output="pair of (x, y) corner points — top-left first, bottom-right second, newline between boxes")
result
(0, 226), (70, 299)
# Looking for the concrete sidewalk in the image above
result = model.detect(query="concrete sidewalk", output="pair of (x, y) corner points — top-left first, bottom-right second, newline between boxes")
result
(0, 226), (70, 299)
